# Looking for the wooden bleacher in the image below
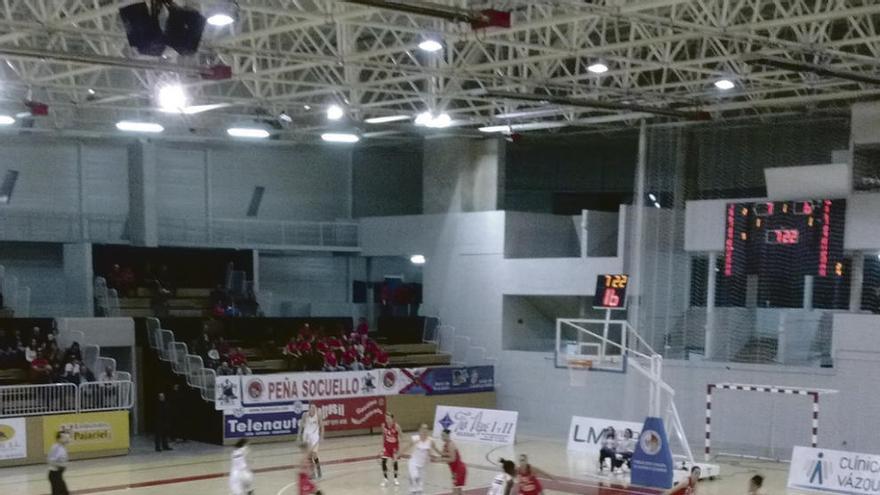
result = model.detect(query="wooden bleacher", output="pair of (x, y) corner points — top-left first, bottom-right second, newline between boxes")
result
(383, 343), (452, 367)
(118, 287), (212, 318)
(0, 368), (27, 385)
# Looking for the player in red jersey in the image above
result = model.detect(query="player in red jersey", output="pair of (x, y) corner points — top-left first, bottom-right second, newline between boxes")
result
(438, 429), (467, 495)
(298, 444), (324, 495)
(663, 466), (700, 495)
(380, 412), (402, 486)
(515, 454), (552, 495)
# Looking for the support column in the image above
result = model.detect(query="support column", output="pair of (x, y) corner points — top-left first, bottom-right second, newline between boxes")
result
(128, 140), (158, 247)
(849, 254), (865, 311)
(705, 252), (717, 360)
(63, 243), (94, 316)
(422, 137), (504, 213)
(627, 120), (648, 334)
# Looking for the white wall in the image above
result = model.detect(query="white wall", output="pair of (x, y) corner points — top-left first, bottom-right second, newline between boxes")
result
(258, 252), (352, 317)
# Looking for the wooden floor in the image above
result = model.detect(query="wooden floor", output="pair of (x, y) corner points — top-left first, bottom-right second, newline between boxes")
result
(1, 432), (798, 495)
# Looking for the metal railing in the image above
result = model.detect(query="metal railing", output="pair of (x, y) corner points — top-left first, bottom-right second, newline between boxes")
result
(157, 217), (360, 250)
(0, 381), (133, 417)
(79, 380), (134, 412)
(146, 317), (217, 402)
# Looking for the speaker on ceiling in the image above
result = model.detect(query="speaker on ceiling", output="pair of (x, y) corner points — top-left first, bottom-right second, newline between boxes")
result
(164, 5), (206, 56)
(118, 2), (165, 56)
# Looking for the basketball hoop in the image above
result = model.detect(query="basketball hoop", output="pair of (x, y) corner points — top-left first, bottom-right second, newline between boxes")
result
(567, 357), (593, 386)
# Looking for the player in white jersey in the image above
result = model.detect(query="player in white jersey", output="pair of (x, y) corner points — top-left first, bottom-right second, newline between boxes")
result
(401, 424), (438, 495)
(487, 459), (515, 495)
(298, 404), (324, 479)
(229, 439), (254, 495)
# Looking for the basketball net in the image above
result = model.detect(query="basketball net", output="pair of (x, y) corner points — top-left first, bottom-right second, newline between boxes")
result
(567, 357), (593, 387)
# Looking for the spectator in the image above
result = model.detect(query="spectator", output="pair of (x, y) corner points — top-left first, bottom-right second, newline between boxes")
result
(154, 393), (172, 452)
(99, 366), (114, 382)
(229, 347), (247, 368)
(30, 354), (53, 383)
(341, 346), (358, 370)
(748, 474), (765, 495)
(283, 336), (301, 370)
(356, 317), (369, 337)
(613, 428), (636, 472)
(209, 284), (228, 306)
(323, 350), (342, 372)
(206, 346), (221, 369)
(598, 427), (617, 472)
(236, 364), (252, 375)
(375, 350), (390, 368)
(80, 364), (96, 383)
(107, 264), (124, 294)
(63, 342), (82, 364)
(362, 350), (375, 370)
(25, 338), (39, 363)
(217, 361), (234, 376)
(224, 302), (241, 317)
(217, 337), (231, 358)
(211, 301), (226, 318)
(63, 359), (81, 384)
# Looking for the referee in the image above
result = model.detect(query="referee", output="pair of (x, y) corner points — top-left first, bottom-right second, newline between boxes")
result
(48, 430), (70, 495)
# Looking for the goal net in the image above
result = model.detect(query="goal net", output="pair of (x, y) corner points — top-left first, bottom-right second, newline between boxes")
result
(705, 383), (838, 461)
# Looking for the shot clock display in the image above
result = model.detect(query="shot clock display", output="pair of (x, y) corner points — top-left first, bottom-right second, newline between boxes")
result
(593, 274), (629, 309)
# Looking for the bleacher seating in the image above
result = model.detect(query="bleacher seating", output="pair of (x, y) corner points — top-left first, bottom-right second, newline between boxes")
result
(118, 287), (212, 318)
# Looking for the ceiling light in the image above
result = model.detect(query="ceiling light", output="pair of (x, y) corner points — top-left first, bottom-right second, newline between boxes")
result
(365, 115), (411, 124)
(0, 115), (14, 125)
(427, 113), (451, 128)
(587, 62), (609, 74)
(206, 0), (238, 26)
(654, 202), (662, 209)
(227, 127), (270, 139)
(410, 254), (427, 265)
(479, 125), (512, 133)
(87, 88), (96, 95)
(321, 132), (360, 143)
(157, 84), (187, 112)
(415, 111), (433, 126)
(116, 121), (164, 133)
(418, 39), (443, 52)
(207, 13), (234, 26)
(303, 104), (312, 110)
(279, 112), (293, 123)
(648, 193), (657, 202)
(326, 104), (344, 120)
(714, 79), (735, 90)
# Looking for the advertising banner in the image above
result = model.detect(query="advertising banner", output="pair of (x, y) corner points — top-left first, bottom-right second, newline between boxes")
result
(788, 446), (880, 495)
(630, 417), (674, 489)
(224, 404), (305, 439)
(0, 417), (27, 460)
(566, 416), (642, 455)
(313, 397), (386, 431)
(43, 411), (130, 454)
(415, 366), (494, 396)
(433, 406), (517, 445)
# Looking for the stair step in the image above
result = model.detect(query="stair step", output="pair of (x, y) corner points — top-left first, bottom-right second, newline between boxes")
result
(120, 308), (155, 318)
(388, 353), (451, 366)
(383, 343), (438, 355)
(168, 309), (204, 317)
(119, 298), (151, 308)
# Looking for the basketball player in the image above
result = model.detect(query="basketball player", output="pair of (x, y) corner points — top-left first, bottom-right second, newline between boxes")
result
(229, 439), (254, 495)
(487, 459), (516, 495)
(298, 404), (324, 479)
(439, 429), (467, 494)
(401, 424), (436, 495)
(298, 444), (324, 495)
(380, 412), (402, 486)
(516, 454), (551, 495)
(663, 466), (701, 495)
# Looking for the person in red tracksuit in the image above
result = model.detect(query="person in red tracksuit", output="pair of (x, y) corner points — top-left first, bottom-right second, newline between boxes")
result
(439, 430), (467, 495)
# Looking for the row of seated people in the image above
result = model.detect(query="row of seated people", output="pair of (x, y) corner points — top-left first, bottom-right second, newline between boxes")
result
(188, 319), (388, 375)
(598, 426), (637, 473)
(0, 327), (114, 385)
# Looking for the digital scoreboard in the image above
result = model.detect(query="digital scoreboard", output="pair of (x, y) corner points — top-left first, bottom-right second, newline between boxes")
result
(723, 199), (846, 279)
(593, 274), (629, 309)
